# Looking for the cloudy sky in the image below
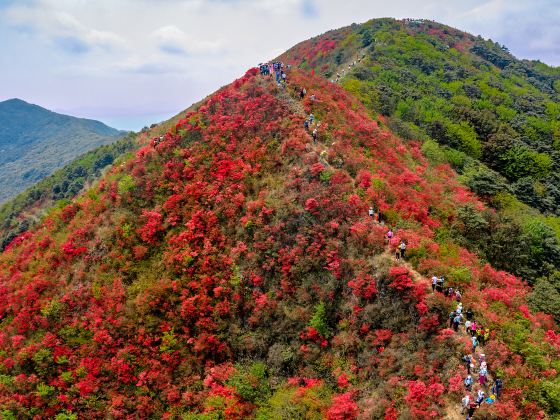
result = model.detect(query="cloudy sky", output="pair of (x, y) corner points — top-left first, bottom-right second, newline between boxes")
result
(0, 0), (558, 130)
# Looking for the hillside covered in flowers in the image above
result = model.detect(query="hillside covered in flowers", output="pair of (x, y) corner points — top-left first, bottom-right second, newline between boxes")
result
(0, 52), (559, 418)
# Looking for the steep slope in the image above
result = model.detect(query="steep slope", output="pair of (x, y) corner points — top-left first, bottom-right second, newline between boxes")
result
(0, 98), (124, 203)
(278, 17), (560, 311)
(0, 66), (558, 418)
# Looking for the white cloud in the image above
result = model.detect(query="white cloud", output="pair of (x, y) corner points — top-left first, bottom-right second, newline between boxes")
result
(151, 25), (223, 55)
(4, 4), (125, 53)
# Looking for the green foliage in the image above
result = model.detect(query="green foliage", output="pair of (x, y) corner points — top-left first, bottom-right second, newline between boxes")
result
(32, 348), (54, 377)
(502, 146), (552, 181)
(309, 301), (331, 338)
(227, 362), (271, 404)
(255, 384), (331, 420)
(41, 298), (62, 320)
(36, 383), (55, 397)
(541, 379), (560, 416)
(0, 134), (136, 250)
(118, 175), (136, 195)
(159, 328), (179, 353)
(55, 413), (78, 420)
(530, 272), (560, 324)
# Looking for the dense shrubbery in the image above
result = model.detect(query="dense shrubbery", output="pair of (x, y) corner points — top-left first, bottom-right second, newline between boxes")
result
(0, 63), (558, 418)
(0, 134), (136, 250)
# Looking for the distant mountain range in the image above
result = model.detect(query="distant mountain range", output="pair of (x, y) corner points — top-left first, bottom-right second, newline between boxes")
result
(0, 98), (124, 203)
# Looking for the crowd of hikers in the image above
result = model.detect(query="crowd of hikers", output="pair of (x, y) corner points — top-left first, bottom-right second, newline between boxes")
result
(370, 204), (503, 418)
(259, 61), (291, 86)
(431, 276), (502, 418)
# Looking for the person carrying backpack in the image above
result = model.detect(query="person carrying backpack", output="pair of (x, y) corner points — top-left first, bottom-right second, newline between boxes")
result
(463, 354), (472, 374)
(484, 328), (490, 345)
(471, 335), (478, 353)
(437, 276), (444, 293)
(467, 402), (477, 419)
(479, 365), (487, 386)
(309, 113), (314, 123)
(470, 321), (477, 337)
(464, 375), (473, 391)
(476, 389), (485, 407)
(369, 207), (374, 217)
(449, 311), (456, 328)
(461, 394), (471, 414)
(493, 378), (503, 400)
(399, 240), (406, 259)
(386, 229), (393, 244)
(466, 308), (473, 321)
(312, 128), (318, 143)
(453, 313), (462, 332)
(477, 327), (485, 346)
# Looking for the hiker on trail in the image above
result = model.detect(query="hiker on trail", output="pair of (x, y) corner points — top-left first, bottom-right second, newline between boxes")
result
(479, 365), (487, 386)
(399, 240), (406, 259)
(470, 321), (477, 337)
(281, 71), (287, 82)
(304, 119), (310, 131)
(309, 113), (315, 123)
(467, 402), (477, 420)
(463, 354), (472, 374)
(437, 276), (444, 292)
(448, 287), (455, 299)
(471, 335), (478, 353)
(465, 319), (472, 335)
(466, 308), (473, 321)
(453, 313), (462, 332)
(464, 375), (473, 391)
(377, 210), (383, 224)
(312, 128), (318, 143)
(493, 378), (503, 400)
(449, 311), (456, 328)
(456, 303), (463, 315)
(300, 87), (307, 99)
(484, 329), (490, 345)
(310, 93), (316, 101)
(431, 276), (438, 292)
(444, 287), (449, 297)
(477, 327), (485, 346)
(395, 247), (401, 260)
(386, 229), (394, 243)
(476, 389), (485, 407)
(456, 289), (462, 302)
(478, 353), (486, 365)
(369, 207), (374, 218)
(461, 394), (471, 414)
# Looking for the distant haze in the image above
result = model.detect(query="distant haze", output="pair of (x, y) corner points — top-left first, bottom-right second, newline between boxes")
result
(0, 0), (558, 130)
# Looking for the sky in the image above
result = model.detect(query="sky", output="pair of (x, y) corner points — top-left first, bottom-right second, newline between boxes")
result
(0, 0), (558, 131)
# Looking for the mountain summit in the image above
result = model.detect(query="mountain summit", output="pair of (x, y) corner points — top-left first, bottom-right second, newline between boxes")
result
(0, 19), (559, 419)
(0, 98), (123, 203)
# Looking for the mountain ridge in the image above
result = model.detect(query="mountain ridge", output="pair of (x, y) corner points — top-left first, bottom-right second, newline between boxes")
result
(0, 19), (559, 419)
(0, 98), (124, 204)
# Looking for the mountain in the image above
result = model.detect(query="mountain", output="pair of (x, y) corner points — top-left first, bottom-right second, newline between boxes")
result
(280, 18), (560, 215)
(279, 18), (560, 316)
(0, 98), (124, 203)
(1, 21), (560, 419)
